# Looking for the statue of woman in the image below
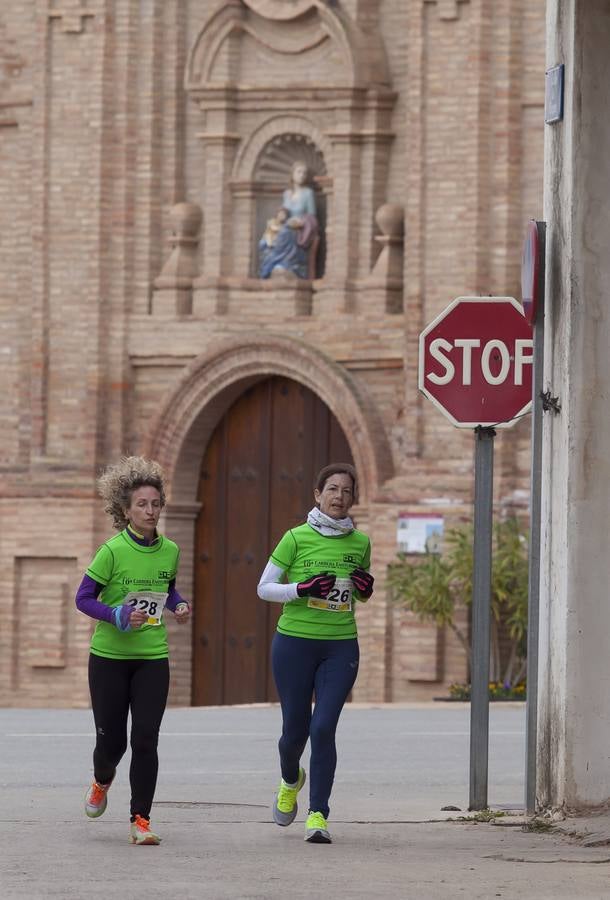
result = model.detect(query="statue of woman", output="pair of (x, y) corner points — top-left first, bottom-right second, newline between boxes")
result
(259, 161), (319, 280)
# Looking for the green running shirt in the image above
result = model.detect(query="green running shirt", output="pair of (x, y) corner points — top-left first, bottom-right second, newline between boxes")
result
(86, 529), (180, 660)
(271, 523), (371, 640)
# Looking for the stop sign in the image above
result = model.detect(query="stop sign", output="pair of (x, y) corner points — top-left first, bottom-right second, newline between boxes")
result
(418, 296), (533, 428)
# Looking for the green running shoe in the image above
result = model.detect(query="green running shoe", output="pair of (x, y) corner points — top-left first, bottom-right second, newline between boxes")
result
(272, 767), (306, 826)
(305, 811), (332, 844)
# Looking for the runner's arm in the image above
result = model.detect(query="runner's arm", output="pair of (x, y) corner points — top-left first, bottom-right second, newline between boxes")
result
(257, 561), (299, 603)
(165, 579), (189, 613)
(74, 574), (115, 624)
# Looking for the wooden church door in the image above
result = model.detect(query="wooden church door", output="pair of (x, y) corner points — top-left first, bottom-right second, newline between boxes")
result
(192, 376), (353, 705)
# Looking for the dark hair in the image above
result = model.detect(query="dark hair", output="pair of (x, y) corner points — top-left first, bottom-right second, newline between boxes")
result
(314, 463), (358, 503)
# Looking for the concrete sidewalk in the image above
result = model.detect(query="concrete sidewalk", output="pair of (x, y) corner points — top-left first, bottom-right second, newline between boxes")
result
(1, 704), (609, 899)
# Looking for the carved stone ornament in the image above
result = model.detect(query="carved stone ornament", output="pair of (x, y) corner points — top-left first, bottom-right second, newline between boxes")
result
(186, 1), (391, 92)
(254, 133), (326, 184)
(366, 203), (404, 313)
(153, 202), (203, 315)
(241, 0), (317, 20)
(155, 203), (203, 287)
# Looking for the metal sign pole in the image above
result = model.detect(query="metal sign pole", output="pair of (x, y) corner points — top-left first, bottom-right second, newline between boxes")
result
(469, 425), (495, 811)
(525, 221), (546, 814)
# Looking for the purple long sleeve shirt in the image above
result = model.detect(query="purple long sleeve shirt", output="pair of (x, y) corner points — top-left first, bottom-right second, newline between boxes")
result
(75, 527), (188, 623)
(74, 574), (187, 623)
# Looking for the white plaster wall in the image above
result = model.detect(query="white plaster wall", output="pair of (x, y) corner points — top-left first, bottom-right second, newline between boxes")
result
(538, 0), (610, 809)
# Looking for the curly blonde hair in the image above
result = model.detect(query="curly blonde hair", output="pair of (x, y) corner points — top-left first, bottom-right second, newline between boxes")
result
(97, 456), (166, 530)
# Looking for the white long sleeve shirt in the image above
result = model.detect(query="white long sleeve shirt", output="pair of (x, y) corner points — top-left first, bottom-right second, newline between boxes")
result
(256, 561), (300, 604)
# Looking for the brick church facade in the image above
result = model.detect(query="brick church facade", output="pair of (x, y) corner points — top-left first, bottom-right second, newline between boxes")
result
(0, 0), (544, 707)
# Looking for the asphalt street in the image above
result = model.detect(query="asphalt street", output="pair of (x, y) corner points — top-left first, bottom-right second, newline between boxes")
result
(1, 703), (609, 899)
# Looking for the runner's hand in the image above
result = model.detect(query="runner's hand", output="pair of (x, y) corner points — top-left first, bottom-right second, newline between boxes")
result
(296, 572), (336, 599)
(113, 604), (146, 631)
(129, 608), (147, 628)
(350, 567), (374, 599)
(174, 602), (190, 625)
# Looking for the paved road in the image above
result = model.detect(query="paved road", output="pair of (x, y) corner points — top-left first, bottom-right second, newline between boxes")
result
(1, 703), (609, 899)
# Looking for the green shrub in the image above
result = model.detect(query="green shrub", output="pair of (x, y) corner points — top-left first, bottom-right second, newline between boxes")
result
(387, 518), (528, 688)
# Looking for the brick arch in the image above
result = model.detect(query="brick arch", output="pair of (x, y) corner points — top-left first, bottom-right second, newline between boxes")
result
(233, 115), (332, 183)
(146, 334), (393, 506)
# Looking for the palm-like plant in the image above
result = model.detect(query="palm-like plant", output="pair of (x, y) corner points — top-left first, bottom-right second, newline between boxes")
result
(387, 518), (528, 687)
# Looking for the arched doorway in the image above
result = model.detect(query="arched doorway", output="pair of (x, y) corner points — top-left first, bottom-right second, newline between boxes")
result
(192, 376), (353, 705)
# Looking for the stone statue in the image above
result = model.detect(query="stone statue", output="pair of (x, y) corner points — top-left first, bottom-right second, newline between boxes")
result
(258, 161), (319, 280)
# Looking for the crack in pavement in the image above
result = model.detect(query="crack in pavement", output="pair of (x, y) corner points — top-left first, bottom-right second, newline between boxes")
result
(484, 854), (610, 864)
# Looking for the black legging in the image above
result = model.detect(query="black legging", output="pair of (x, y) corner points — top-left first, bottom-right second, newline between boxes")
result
(88, 653), (170, 820)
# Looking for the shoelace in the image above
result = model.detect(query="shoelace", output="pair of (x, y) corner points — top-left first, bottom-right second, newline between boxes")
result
(89, 783), (107, 806)
(307, 812), (327, 830)
(277, 783), (299, 812)
(133, 814), (151, 832)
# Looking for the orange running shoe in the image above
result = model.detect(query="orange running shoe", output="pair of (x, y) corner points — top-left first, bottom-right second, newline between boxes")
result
(84, 774), (114, 819)
(129, 814), (161, 845)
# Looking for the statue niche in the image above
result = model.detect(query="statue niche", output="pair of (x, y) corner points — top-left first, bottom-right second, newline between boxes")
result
(253, 135), (326, 281)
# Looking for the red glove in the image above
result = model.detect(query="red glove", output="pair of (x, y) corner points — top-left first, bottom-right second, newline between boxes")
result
(296, 572), (336, 599)
(350, 567), (374, 599)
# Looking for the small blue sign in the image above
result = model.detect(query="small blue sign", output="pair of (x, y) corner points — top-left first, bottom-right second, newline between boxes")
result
(545, 64), (564, 124)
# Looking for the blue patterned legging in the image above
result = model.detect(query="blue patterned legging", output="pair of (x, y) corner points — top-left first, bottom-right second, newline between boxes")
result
(271, 631), (359, 818)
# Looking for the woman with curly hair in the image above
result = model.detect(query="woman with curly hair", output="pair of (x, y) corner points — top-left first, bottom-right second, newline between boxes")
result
(75, 456), (190, 845)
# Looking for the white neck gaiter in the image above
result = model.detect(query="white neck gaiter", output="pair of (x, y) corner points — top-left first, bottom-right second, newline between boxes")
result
(306, 506), (354, 537)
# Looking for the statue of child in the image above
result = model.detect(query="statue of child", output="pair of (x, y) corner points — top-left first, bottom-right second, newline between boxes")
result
(261, 207), (289, 248)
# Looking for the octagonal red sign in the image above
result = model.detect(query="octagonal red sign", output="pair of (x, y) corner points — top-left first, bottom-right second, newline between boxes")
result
(418, 296), (533, 428)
